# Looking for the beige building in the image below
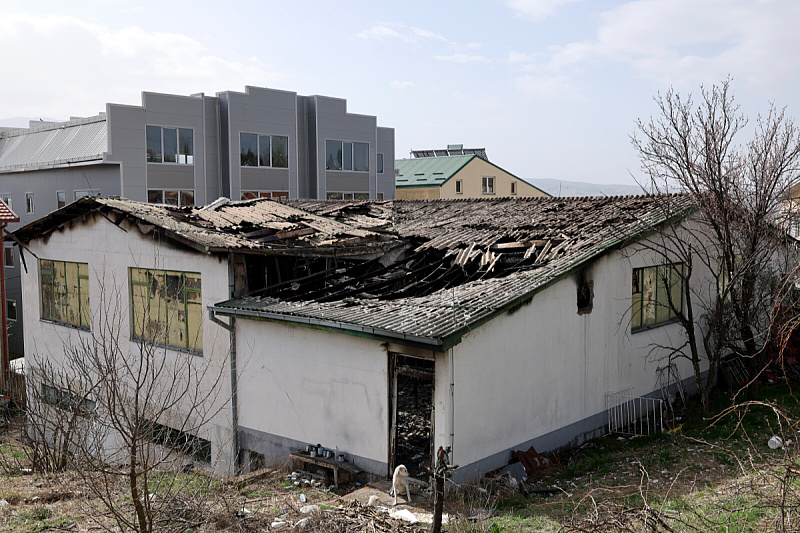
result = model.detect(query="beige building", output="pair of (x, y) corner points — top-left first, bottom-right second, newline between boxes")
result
(395, 154), (549, 200)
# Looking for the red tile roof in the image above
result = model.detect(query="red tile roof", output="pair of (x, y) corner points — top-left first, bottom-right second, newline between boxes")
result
(0, 198), (18, 223)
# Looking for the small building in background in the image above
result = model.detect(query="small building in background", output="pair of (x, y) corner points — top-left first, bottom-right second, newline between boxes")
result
(395, 145), (548, 199)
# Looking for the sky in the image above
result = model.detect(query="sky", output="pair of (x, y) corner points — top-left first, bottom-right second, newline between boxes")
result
(1, 0), (799, 186)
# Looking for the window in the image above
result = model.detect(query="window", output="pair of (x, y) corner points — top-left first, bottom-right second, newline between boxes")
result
(241, 191), (288, 201)
(455, 180), (463, 194)
(6, 300), (16, 321)
(240, 133), (289, 168)
(482, 177), (495, 195)
(0, 194), (11, 209)
(146, 126), (193, 164)
(326, 140), (369, 171)
(26, 193), (34, 213)
(511, 182), (517, 195)
(326, 192), (369, 200)
(56, 191), (66, 208)
(377, 153), (384, 174)
(40, 260), (90, 329)
(147, 190), (194, 207)
(377, 192), (384, 200)
(4, 246), (13, 268)
(42, 383), (96, 416)
(146, 420), (211, 463)
(74, 189), (100, 201)
(130, 268), (202, 353)
(631, 263), (683, 330)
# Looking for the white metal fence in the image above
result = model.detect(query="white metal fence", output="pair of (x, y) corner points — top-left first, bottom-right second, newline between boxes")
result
(606, 389), (665, 437)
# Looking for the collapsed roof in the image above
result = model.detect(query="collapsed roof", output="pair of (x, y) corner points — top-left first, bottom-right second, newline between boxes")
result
(13, 194), (693, 350)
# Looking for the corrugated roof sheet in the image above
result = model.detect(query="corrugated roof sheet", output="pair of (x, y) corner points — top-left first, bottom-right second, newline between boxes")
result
(216, 195), (694, 347)
(0, 116), (108, 173)
(395, 155), (475, 187)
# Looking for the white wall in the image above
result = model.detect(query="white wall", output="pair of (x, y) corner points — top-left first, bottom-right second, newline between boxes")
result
(438, 241), (712, 477)
(235, 319), (389, 473)
(21, 214), (234, 474)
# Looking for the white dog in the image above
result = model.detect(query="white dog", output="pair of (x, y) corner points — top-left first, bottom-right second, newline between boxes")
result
(390, 464), (411, 505)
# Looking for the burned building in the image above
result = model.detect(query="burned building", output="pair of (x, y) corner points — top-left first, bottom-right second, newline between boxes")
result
(13, 194), (707, 480)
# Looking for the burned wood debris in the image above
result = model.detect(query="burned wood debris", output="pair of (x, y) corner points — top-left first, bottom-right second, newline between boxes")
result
(17, 193), (693, 347)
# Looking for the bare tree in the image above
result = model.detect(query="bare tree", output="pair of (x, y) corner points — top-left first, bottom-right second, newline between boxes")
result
(23, 270), (229, 533)
(631, 78), (800, 409)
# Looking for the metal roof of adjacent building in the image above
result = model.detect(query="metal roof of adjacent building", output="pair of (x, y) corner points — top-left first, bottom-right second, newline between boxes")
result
(0, 116), (108, 173)
(0, 198), (18, 223)
(411, 146), (488, 160)
(395, 155), (477, 188)
(214, 195), (694, 349)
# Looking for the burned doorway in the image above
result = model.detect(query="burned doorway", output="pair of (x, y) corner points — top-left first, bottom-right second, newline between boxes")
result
(389, 353), (434, 479)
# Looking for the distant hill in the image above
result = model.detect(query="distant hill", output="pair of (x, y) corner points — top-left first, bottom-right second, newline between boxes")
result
(526, 178), (645, 197)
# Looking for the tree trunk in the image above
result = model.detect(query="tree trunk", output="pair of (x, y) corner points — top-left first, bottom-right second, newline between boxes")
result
(431, 471), (444, 533)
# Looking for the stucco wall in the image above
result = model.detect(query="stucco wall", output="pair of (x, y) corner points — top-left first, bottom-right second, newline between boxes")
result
(235, 320), (390, 474)
(21, 215), (235, 474)
(437, 242), (710, 480)
(441, 158), (548, 199)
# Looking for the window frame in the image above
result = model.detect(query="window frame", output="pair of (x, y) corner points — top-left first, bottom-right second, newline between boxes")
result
(511, 181), (517, 195)
(145, 419), (211, 463)
(39, 259), (91, 330)
(56, 191), (66, 209)
(4, 245), (13, 269)
(25, 192), (34, 214)
(0, 193), (11, 210)
(326, 192), (370, 200)
(129, 268), (203, 354)
(240, 190), (289, 201)
(6, 299), (16, 322)
(147, 189), (195, 207)
(74, 189), (101, 201)
(146, 125), (194, 166)
(240, 132), (290, 168)
(631, 263), (684, 332)
(325, 139), (370, 172)
(482, 177), (495, 195)
(41, 383), (96, 417)
(377, 153), (384, 174)
(455, 180), (463, 194)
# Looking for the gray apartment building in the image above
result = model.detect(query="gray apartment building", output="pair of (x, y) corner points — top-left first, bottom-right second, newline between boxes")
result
(0, 85), (395, 358)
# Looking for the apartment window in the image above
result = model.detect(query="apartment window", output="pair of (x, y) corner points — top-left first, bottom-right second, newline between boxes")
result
(6, 300), (16, 321)
(130, 268), (202, 353)
(0, 194), (11, 209)
(74, 189), (100, 201)
(4, 246), (13, 268)
(146, 126), (193, 164)
(511, 182), (517, 195)
(56, 191), (66, 208)
(326, 140), (369, 171)
(377, 192), (384, 200)
(326, 192), (369, 200)
(241, 191), (288, 201)
(631, 263), (683, 330)
(147, 190), (194, 207)
(455, 180), (463, 194)
(26, 193), (34, 213)
(146, 420), (211, 463)
(482, 177), (495, 195)
(377, 153), (384, 174)
(240, 133), (289, 168)
(40, 259), (90, 329)
(42, 383), (96, 416)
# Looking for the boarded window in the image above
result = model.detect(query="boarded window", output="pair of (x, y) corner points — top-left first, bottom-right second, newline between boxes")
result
(632, 263), (683, 330)
(130, 268), (202, 353)
(40, 259), (90, 329)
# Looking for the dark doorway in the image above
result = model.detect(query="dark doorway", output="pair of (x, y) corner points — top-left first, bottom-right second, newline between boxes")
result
(390, 354), (434, 479)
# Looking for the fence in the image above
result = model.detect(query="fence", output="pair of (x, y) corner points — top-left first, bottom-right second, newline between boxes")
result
(606, 389), (664, 437)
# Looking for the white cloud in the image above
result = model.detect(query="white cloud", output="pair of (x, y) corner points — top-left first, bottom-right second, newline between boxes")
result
(505, 0), (584, 20)
(506, 51), (536, 64)
(537, 0), (800, 89)
(390, 81), (415, 90)
(0, 13), (285, 117)
(357, 25), (403, 41)
(435, 54), (491, 64)
(513, 75), (581, 100)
